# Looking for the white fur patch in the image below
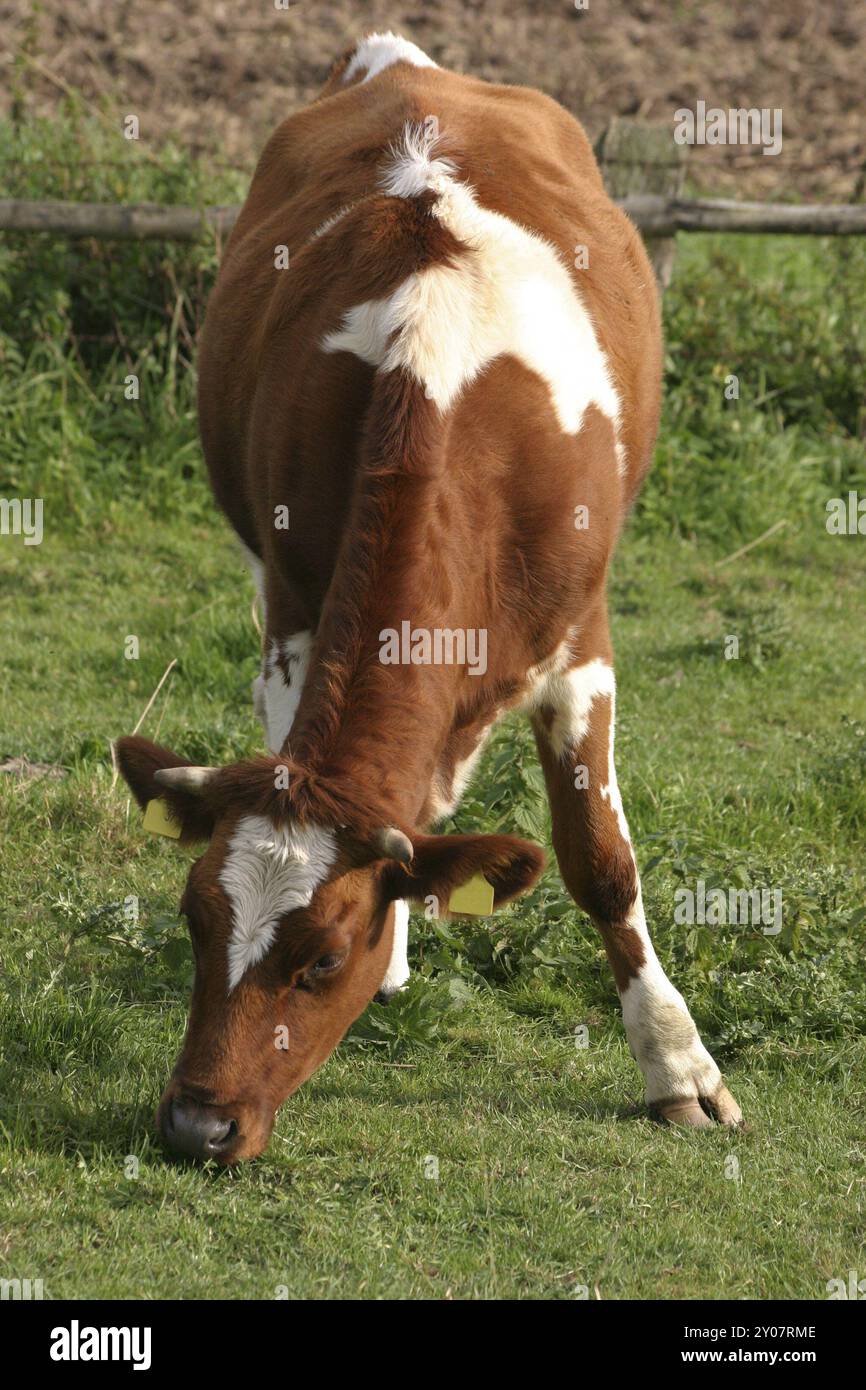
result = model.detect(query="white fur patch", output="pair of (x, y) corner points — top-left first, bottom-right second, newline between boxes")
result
(262, 632), (312, 754)
(344, 33), (437, 85)
(619, 892), (721, 1103)
(221, 816), (337, 992)
(428, 725), (493, 821)
(322, 124), (621, 446)
(525, 654), (616, 760)
(599, 686), (631, 843)
(379, 899), (410, 996)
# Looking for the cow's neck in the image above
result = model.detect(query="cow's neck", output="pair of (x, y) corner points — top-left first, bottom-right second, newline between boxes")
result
(288, 450), (487, 830)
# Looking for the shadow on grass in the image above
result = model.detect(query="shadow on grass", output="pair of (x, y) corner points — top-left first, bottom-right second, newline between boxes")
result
(305, 1067), (640, 1125)
(0, 1092), (157, 1162)
(0, 1053), (652, 1182)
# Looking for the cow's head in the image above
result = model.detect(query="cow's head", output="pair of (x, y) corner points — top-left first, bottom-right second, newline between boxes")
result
(115, 736), (544, 1164)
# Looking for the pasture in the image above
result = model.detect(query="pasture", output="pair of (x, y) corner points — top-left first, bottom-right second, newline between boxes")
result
(1, 105), (866, 1300)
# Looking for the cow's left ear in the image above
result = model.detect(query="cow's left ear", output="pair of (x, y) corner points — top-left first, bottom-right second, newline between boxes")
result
(114, 736), (218, 844)
(381, 832), (545, 911)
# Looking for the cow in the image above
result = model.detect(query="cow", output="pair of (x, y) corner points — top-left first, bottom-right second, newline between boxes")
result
(115, 30), (741, 1164)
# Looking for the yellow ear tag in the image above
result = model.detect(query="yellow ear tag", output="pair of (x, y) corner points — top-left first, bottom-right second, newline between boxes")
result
(143, 798), (182, 840)
(448, 874), (495, 916)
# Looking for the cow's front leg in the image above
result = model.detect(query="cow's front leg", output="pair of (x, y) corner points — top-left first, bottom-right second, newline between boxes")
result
(530, 638), (741, 1127)
(375, 900), (410, 1003)
(258, 631), (313, 754)
(240, 550), (314, 755)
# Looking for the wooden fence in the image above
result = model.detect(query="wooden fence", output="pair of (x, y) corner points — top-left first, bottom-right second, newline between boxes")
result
(2, 120), (864, 287)
(2, 193), (863, 241)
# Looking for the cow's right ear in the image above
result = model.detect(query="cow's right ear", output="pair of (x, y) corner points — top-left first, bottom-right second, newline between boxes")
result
(113, 736), (218, 844)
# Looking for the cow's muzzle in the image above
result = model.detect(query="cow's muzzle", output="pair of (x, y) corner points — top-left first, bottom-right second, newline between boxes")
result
(160, 1094), (239, 1163)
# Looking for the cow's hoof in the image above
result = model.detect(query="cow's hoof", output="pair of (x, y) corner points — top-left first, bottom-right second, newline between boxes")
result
(652, 1083), (743, 1129)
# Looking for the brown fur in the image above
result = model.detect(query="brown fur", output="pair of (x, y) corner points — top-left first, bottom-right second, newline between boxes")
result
(116, 41), (663, 1162)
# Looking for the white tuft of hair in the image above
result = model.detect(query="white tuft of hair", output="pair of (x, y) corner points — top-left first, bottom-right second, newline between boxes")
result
(379, 122), (457, 199)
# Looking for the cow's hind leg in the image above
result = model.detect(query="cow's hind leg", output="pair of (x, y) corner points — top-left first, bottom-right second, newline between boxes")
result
(530, 617), (741, 1127)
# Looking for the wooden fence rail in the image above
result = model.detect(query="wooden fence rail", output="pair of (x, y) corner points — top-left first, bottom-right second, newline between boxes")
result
(2, 194), (865, 243)
(2, 118), (865, 288)
(0, 200), (238, 240)
(621, 196), (866, 237)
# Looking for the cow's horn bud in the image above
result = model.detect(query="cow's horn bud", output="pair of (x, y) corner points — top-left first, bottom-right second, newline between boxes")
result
(373, 827), (414, 864)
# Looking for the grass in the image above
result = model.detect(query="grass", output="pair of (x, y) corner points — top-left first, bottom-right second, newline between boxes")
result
(1, 110), (866, 1299)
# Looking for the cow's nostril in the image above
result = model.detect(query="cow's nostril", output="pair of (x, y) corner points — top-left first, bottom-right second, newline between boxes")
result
(211, 1118), (238, 1152)
(164, 1098), (239, 1161)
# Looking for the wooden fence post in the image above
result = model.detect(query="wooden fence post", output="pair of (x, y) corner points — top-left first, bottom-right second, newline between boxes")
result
(595, 118), (688, 289)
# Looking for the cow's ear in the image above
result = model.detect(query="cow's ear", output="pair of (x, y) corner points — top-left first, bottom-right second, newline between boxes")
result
(114, 736), (218, 844)
(381, 832), (545, 912)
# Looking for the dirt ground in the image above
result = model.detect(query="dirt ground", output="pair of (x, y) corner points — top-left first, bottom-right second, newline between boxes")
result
(1, 0), (863, 200)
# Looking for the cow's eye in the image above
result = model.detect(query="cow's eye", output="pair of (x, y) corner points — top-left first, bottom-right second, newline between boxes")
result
(311, 952), (344, 976)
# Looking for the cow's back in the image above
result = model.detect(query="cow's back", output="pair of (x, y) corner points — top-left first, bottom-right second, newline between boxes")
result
(197, 54), (661, 629)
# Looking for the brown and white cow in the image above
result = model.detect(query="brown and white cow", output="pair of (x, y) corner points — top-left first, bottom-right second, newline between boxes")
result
(116, 31), (741, 1163)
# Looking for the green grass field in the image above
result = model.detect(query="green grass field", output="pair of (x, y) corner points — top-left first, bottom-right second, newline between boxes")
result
(1, 110), (865, 1299)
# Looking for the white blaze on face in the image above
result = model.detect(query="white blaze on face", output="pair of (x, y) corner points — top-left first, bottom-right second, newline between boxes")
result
(220, 816), (337, 992)
(344, 32), (438, 85)
(321, 124), (622, 456)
